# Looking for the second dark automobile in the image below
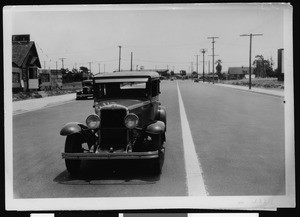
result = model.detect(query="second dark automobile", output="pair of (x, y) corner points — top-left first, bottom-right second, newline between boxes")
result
(76, 79), (93, 100)
(60, 71), (167, 175)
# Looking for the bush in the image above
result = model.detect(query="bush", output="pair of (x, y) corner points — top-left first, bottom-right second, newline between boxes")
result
(221, 78), (284, 89)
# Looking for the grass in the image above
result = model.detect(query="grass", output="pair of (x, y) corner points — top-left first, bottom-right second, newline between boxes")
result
(220, 78), (284, 89)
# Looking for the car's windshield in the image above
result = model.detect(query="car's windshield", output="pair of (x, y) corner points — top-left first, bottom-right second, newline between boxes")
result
(94, 81), (148, 99)
(82, 81), (92, 87)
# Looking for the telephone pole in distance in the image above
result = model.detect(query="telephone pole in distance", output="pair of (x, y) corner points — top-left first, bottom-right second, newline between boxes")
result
(240, 33), (263, 89)
(130, 52), (133, 71)
(200, 49), (207, 83)
(59, 57), (66, 69)
(207, 36), (219, 84)
(118, 45), (122, 72)
(88, 62), (92, 79)
(195, 55), (200, 75)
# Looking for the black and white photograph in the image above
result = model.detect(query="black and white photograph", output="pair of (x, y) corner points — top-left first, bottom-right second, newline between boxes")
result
(3, 3), (295, 211)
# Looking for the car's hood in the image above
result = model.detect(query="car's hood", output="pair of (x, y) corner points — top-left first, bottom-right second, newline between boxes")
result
(96, 99), (150, 111)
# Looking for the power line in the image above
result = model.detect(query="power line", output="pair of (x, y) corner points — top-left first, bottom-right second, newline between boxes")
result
(240, 33), (263, 89)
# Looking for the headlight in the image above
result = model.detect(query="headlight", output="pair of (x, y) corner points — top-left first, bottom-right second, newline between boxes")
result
(86, 114), (100, 129)
(124, 113), (139, 129)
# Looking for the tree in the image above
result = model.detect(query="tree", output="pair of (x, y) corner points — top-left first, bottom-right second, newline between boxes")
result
(61, 68), (67, 75)
(215, 59), (223, 79)
(79, 66), (89, 74)
(191, 71), (198, 78)
(253, 55), (275, 78)
(72, 68), (79, 74)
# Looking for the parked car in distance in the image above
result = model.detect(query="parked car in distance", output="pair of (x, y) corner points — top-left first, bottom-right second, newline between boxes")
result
(76, 80), (93, 100)
(60, 71), (167, 175)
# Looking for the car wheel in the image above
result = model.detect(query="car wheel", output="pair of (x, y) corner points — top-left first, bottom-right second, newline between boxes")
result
(64, 133), (83, 175)
(151, 134), (165, 174)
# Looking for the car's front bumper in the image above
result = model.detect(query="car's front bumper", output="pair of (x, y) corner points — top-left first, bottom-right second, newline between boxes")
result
(76, 94), (93, 98)
(62, 150), (159, 160)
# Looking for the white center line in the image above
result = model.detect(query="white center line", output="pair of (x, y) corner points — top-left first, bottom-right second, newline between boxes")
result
(177, 82), (208, 196)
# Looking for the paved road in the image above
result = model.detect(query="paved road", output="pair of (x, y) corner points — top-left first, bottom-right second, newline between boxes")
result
(178, 80), (285, 196)
(12, 80), (285, 198)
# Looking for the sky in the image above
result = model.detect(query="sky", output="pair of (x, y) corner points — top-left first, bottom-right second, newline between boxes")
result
(7, 3), (290, 74)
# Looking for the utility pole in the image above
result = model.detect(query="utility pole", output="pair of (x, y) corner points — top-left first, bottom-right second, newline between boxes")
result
(240, 33), (263, 89)
(207, 37), (219, 84)
(118, 45), (122, 72)
(55, 61), (58, 90)
(208, 54), (219, 81)
(59, 58), (66, 69)
(195, 55), (200, 75)
(191, 62), (193, 74)
(200, 49), (207, 83)
(98, 63), (100, 74)
(88, 62), (92, 79)
(130, 52), (133, 71)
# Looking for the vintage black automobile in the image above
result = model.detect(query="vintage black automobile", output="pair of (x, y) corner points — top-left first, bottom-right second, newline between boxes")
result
(60, 71), (167, 175)
(76, 79), (93, 100)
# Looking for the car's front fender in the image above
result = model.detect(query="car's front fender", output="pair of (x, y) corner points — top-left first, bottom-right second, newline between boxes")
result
(60, 122), (87, 136)
(156, 105), (167, 130)
(146, 120), (166, 135)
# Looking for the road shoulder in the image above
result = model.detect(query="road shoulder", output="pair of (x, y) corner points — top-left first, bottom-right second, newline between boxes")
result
(213, 83), (284, 98)
(12, 93), (76, 115)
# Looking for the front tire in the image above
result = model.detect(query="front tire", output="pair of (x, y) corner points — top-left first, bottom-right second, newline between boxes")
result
(64, 133), (83, 175)
(151, 134), (165, 174)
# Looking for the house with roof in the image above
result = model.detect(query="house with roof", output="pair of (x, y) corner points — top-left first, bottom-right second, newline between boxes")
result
(227, 67), (254, 80)
(12, 34), (41, 92)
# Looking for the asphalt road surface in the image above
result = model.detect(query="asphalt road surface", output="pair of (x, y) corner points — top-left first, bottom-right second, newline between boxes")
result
(12, 80), (285, 198)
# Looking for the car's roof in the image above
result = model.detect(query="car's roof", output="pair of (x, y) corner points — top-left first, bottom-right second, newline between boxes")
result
(94, 71), (160, 79)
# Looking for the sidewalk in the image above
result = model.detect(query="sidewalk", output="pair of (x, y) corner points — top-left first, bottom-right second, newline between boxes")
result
(13, 93), (76, 115)
(213, 83), (284, 98)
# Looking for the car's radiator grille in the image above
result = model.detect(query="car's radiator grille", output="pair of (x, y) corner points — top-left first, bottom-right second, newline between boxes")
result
(100, 107), (128, 148)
